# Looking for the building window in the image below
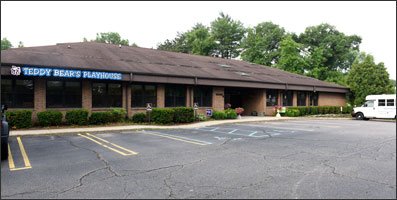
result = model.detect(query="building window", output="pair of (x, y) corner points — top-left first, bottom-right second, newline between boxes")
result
(281, 91), (293, 106)
(266, 89), (278, 106)
(1, 77), (34, 108)
(297, 92), (307, 106)
(309, 92), (319, 106)
(387, 99), (394, 106)
(193, 86), (212, 107)
(131, 84), (157, 107)
(92, 82), (122, 107)
(165, 85), (186, 107)
(378, 99), (385, 106)
(47, 80), (82, 108)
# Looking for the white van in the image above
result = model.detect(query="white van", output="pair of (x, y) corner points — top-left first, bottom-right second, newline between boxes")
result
(352, 94), (396, 120)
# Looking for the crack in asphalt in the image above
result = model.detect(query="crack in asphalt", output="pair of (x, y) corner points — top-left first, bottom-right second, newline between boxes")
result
(55, 135), (123, 197)
(322, 162), (396, 189)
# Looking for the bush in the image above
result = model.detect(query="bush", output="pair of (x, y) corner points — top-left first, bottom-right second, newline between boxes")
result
(195, 114), (207, 121)
(110, 108), (127, 122)
(65, 109), (89, 125)
(173, 107), (194, 123)
(6, 110), (32, 129)
(89, 112), (113, 124)
(285, 109), (300, 117)
(151, 108), (175, 124)
(132, 112), (146, 123)
(212, 111), (227, 120)
(37, 110), (63, 126)
(342, 106), (353, 114)
(225, 108), (238, 119)
(310, 106), (318, 115)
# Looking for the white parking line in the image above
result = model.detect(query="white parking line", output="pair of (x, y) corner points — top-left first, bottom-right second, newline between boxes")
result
(196, 128), (269, 138)
(211, 127), (219, 131)
(142, 130), (212, 145)
(248, 131), (258, 136)
(267, 122), (340, 128)
(287, 121), (359, 126)
(237, 124), (314, 132)
(228, 129), (238, 134)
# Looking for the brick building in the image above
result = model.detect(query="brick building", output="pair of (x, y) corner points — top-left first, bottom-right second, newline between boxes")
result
(1, 42), (348, 121)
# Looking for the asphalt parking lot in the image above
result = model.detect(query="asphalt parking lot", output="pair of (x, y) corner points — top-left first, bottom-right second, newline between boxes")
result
(1, 119), (396, 199)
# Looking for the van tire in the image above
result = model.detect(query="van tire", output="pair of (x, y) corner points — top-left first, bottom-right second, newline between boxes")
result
(355, 112), (364, 120)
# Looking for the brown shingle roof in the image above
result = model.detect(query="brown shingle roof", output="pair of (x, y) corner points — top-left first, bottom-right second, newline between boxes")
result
(1, 42), (347, 90)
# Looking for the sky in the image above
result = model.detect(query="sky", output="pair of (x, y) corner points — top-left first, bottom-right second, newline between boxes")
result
(1, 1), (396, 79)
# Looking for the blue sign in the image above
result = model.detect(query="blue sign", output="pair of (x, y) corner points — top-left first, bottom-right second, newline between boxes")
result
(20, 66), (122, 80)
(206, 109), (213, 117)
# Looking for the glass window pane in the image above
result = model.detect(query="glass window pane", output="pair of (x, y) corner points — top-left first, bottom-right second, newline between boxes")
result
(386, 99), (394, 106)
(1, 79), (13, 107)
(132, 85), (143, 96)
(165, 85), (186, 107)
(378, 99), (385, 106)
(108, 83), (121, 95)
(297, 92), (307, 106)
(266, 89), (278, 106)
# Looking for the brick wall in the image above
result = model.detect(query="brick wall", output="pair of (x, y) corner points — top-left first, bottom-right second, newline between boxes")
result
(82, 80), (92, 113)
(212, 87), (224, 111)
(242, 89), (265, 116)
(157, 84), (165, 108)
(32, 78), (46, 121)
(318, 92), (346, 106)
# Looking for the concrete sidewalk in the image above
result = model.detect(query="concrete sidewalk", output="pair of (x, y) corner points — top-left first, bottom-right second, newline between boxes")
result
(10, 116), (293, 136)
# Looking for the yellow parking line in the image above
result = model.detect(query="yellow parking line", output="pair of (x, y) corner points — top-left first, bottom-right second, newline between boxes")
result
(8, 138), (32, 171)
(143, 131), (208, 146)
(17, 137), (31, 167)
(8, 144), (15, 169)
(78, 133), (138, 156)
(85, 133), (138, 155)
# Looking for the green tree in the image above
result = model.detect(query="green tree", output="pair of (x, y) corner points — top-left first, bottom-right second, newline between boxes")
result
(299, 23), (361, 81)
(1, 38), (13, 50)
(347, 52), (395, 106)
(95, 32), (130, 46)
(241, 22), (286, 66)
(186, 23), (215, 56)
(157, 32), (190, 53)
(210, 12), (245, 59)
(277, 36), (307, 74)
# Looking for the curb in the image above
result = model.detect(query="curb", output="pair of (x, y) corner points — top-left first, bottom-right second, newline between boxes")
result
(10, 117), (293, 136)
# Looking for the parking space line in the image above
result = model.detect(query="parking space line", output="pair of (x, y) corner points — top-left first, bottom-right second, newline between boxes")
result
(196, 128), (268, 138)
(8, 137), (32, 171)
(78, 133), (138, 156)
(211, 127), (219, 131)
(142, 131), (212, 145)
(238, 124), (314, 132)
(248, 131), (258, 136)
(267, 122), (340, 128)
(228, 129), (238, 134)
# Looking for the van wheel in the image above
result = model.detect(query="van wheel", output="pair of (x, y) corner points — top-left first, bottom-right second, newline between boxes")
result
(355, 112), (364, 120)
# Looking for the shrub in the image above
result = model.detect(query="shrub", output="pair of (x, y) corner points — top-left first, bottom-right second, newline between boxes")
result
(37, 110), (63, 126)
(132, 112), (146, 123)
(110, 108), (127, 122)
(89, 112), (113, 124)
(65, 109), (89, 125)
(342, 106), (353, 114)
(5, 110), (32, 129)
(285, 109), (300, 117)
(310, 106), (318, 115)
(225, 108), (237, 119)
(195, 114), (207, 121)
(212, 111), (227, 120)
(151, 108), (175, 124)
(173, 107), (194, 123)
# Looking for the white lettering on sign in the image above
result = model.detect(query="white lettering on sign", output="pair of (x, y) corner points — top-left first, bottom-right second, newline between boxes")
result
(21, 66), (122, 80)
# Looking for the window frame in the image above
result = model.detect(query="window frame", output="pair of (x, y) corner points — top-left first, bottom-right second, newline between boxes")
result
(131, 84), (157, 108)
(165, 85), (186, 107)
(309, 92), (319, 106)
(46, 80), (82, 108)
(92, 81), (122, 108)
(297, 91), (307, 106)
(193, 86), (213, 107)
(281, 90), (293, 106)
(266, 89), (278, 107)
(378, 99), (386, 107)
(386, 99), (395, 107)
(1, 76), (34, 108)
